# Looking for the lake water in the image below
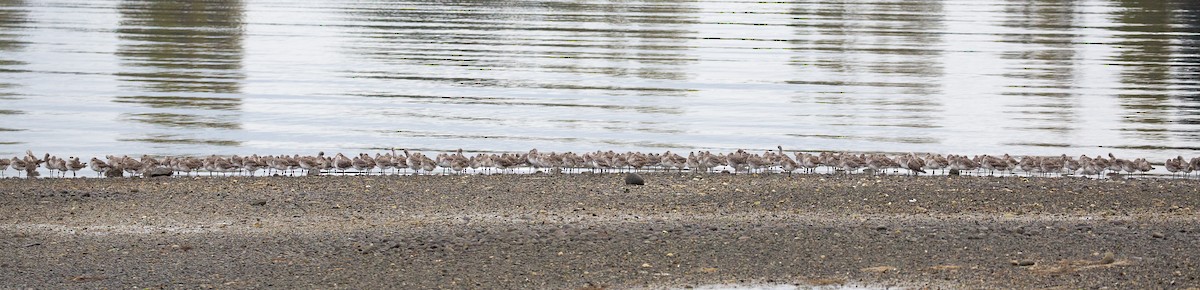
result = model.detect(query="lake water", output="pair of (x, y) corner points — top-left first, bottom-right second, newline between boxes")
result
(1, 0), (1198, 160)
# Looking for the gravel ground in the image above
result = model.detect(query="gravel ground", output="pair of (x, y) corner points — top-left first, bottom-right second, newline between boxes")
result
(1, 173), (1198, 289)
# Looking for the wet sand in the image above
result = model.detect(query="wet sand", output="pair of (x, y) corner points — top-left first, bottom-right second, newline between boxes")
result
(1, 174), (1198, 289)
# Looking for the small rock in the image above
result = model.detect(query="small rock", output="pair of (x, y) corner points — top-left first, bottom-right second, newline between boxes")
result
(874, 225), (887, 231)
(1152, 232), (1165, 239)
(1011, 260), (1035, 266)
(1100, 252), (1115, 264)
(859, 266), (896, 273)
(144, 167), (174, 178)
(624, 173), (645, 186)
(948, 169), (961, 176)
(249, 199), (267, 206)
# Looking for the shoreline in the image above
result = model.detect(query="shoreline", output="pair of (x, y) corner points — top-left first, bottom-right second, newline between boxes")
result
(1, 174), (1197, 289)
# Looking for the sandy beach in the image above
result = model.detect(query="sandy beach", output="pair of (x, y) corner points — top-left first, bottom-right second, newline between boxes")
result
(1, 173), (1197, 289)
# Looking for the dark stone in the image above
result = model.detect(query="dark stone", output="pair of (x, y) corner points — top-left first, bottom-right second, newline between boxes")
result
(250, 199), (268, 206)
(144, 167), (174, 178)
(1011, 260), (1035, 266)
(624, 173), (645, 186)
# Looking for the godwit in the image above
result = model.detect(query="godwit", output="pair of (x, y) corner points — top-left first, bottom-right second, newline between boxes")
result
(183, 156), (204, 176)
(451, 151), (471, 174)
(921, 153), (948, 175)
(1186, 157), (1199, 178)
(626, 152), (649, 172)
(1019, 156), (1039, 176)
(746, 152), (771, 174)
(352, 153), (375, 175)
(402, 149), (422, 174)
(374, 153), (396, 175)
(899, 154), (926, 176)
(140, 154), (160, 168)
(561, 152), (584, 173)
(1040, 156), (1065, 177)
(89, 157), (110, 177)
(1133, 158), (1153, 174)
(865, 154), (889, 174)
(645, 153), (663, 172)
(796, 152), (819, 174)
(776, 146), (798, 175)
(661, 151), (685, 172)
(1063, 154), (1080, 175)
(333, 153), (353, 175)
(0, 157), (10, 177)
(10, 157), (27, 178)
(44, 155), (65, 177)
(726, 149), (751, 174)
(21, 151), (43, 177)
(525, 149), (546, 172)
(1165, 156), (1183, 178)
(298, 154), (322, 176)
(67, 157), (86, 177)
(609, 151), (630, 173)
(419, 153), (437, 174)
(396, 149), (415, 174)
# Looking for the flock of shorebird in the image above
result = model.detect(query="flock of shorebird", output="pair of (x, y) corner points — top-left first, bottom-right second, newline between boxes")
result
(0, 148), (1197, 179)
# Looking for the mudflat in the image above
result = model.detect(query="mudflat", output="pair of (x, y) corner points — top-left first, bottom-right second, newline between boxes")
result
(1, 174), (1197, 289)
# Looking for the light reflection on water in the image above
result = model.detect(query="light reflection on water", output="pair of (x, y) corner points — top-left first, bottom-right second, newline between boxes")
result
(0, 0), (1198, 160)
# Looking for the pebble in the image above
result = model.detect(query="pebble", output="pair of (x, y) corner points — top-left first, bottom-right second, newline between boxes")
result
(1011, 260), (1035, 266)
(1152, 232), (1165, 239)
(624, 173), (645, 186)
(250, 199), (268, 206)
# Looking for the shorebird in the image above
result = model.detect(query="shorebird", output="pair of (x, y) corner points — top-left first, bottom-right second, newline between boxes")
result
(374, 152), (396, 174)
(725, 149), (750, 174)
(625, 152), (649, 172)
(447, 149), (470, 174)
(900, 154), (926, 176)
(10, 157), (27, 178)
(1133, 158), (1153, 174)
(775, 146), (799, 174)
(333, 153), (353, 175)
(660, 151), (685, 172)
(1166, 156), (1184, 178)
(797, 152), (820, 174)
(1063, 154), (1080, 175)
(402, 149), (423, 174)
(0, 157), (9, 177)
(922, 153), (948, 175)
(352, 153), (375, 175)
(1040, 156), (1065, 177)
(1187, 157), (1199, 178)
(89, 157), (110, 177)
(67, 157), (86, 177)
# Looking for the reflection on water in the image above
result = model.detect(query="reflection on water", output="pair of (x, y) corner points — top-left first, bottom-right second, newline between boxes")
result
(787, 0), (946, 144)
(115, 0), (244, 146)
(1111, 0), (1190, 142)
(998, 0), (1080, 145)
(0, 0), (1198, 160)
(0, 0), (27, 138)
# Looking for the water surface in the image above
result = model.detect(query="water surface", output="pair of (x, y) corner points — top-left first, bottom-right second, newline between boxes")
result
(1, 0), (1198, 159)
